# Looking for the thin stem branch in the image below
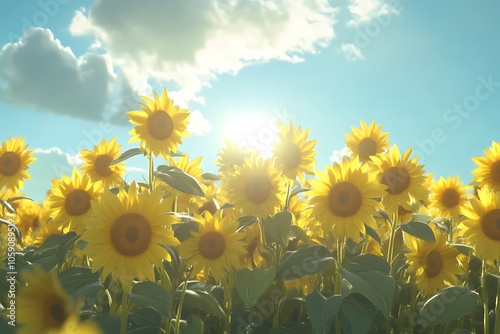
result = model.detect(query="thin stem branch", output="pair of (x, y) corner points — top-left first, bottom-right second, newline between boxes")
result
(482, 260), (489, 334)
(174, 273), (189, 334)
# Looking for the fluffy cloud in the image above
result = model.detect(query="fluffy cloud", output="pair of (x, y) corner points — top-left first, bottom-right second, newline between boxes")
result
(34, 147), (83, 166)
(188, 110), (212, 136)
(0, 28), (115, 121)
(70, 0), (336, 96)
(339, 43), (364, 61)
(330, 147), (350, 162)
(347, 0), (399, 26)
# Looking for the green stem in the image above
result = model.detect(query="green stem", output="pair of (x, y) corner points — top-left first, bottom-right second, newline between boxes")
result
(148, 151), (154, 191)
(335, 238), (344, 334)
(224, 270), (235, 334)
(494, 263), (500, 334)
(174, 274), (189, 334)
(386, 212), (398, 270)
(482, 260), (489, 334)
(120, 285), (129, 334)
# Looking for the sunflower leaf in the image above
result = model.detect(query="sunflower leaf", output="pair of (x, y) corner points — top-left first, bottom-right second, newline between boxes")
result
(400, 222), (435, 242)
(176, 289), (226, 319)
(58, 267), (101, 306)
(417, 286), (479, 328)
(201, 172), (220, 181)
(364, 224), (381, 245)
(129, 307), (162, 329)
(289, 186), (310, 199)
(0, 218), (22, 245)
(112, 147), (144, 164)
(179, 314), (204, 334)
(264, 211), (292, 247)
(305, 291), (341, 334)
(276, 246), (333, 281)
(128, 281), (172, 317)
(338, 293), (377, 334)
(154, 167), (205, 197)
(235, 267), (276, 309)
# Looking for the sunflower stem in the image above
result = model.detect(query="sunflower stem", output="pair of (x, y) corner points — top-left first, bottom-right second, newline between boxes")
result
(148, 151), (154, 191)
(224, 269), (235, 334)
(386, 212), (398, 270)
(495, 263), (500, 334)
(334, 237), (344, 334)
(482, 260), (489, 334)
(174, 273), (189, 334)
(119, 284), (129, 334)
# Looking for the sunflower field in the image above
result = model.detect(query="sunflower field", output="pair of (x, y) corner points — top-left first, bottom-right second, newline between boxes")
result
(1, 88), (500, 334)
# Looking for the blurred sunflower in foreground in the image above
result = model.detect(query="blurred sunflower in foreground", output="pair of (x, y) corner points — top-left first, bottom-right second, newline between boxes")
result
(0, 137), (36, 192)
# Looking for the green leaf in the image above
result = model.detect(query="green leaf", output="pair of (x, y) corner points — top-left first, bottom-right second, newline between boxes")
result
(276, 246), (333, 281)
(129, 307), (161, 329)
(338, 293), (377, 334)
(154, 167), (204, 197)
(364, 224), (381, 245)
(305, 291), (341, 334)
(93, 315), (120, 334)
(25, 232), (78, 271)
(0, 219), (22, 245)
(112, 147), (144, 164)
(177, 289), (226, 319)
(179, 314), (204, 334)
(290, 225), (309, 243)
(289, 186), (310, 199)
(264, 211), (292, 247)
(235, 267), (276, 308)
(341, 254), (395, 318)
(58, 267), (101, 306)
(376, 209), (390, 221)
(128, 281), (172, 317)
(201, 172), (220, 181)
(451, 244), (475, 256)
(400, 221), (435, 242)
(417, 286), (479, 328)
(0, 314), (16, 334)
(411, 214), (433, 223)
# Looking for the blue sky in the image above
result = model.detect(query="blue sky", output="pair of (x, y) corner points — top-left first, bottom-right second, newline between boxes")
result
(0, 0), (499, 201)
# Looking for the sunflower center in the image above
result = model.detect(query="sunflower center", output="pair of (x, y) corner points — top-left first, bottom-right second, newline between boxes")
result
(147, 110), (174, 140)
(199, 231), (226, 259)
(441, 188), (460, 208)
(381, 167), (411, 194)
(358, 137), (378, 161)
(328, 182), (362, 217)
(245, 175), (272, 204)
(282, 143), (302, 170)
(425, 250), (443, 278)
(0, 152), (22, 176)
(45, 295), (68, 328)
(491, 160), (500, 184)
(64, 189), (91, 216)
(110, 213), (152, 256)
(94, 154), (114, 177)
(481, 209), (500, 241)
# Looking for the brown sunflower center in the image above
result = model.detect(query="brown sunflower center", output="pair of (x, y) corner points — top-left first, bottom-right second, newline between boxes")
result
(0, 152), (22, 177)
(282, 143), (302, 170)
(94, 154), (113, 177)
(328, 182), (362, 217)
(425, 250), (443, 278)
(441, 188), (460, 208)
(45, 295), (69, 328)
(481, 209), (500, 241)
(198, 230), (226, 259)
(147, 110), (174, 140)
(358, 137), (378, 161)
(491, 160), (500, 184)
(381, 167), (411, 195)
(245, 175), (272, 204)
(64, 189), (91, 216)
(110, 213), (152, 256)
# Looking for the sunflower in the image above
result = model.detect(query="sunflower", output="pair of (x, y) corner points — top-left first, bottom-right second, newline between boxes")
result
(405, 230), (462, 295)
(241, 222), (266, 268)
(80, 137), (126, 188)
(178, 211), (247, 281)
(225, 157), (286, 218)
(17, 267), (101, 334)
(472, 141), (500, 191)
(82, 182), (180, 286)
(428, 176), (468, 221)
(215, 137), (257, 175)
(48, 167), (102, 234)
(344, 121), (389, 162)
(370, 145), (428, 215)
(273, 122), (317, 184)
(128, 88), (190, 158)
(308, 157), (387, 243)
(461, 188), (500, 260)
(0, 137), (36, 192)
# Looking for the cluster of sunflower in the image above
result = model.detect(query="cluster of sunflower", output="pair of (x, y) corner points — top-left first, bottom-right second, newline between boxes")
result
(1, 88), (500, 334)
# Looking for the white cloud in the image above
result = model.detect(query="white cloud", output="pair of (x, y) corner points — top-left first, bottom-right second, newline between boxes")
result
(70, 0), (336, 99)
(347, 0), (399, 26)
(329, 147), (350, 162)
(339, 43), (364, 61)
(187, 110), (212, 136)
(0, 28), (115, 121)
(34, 147), (83, 166)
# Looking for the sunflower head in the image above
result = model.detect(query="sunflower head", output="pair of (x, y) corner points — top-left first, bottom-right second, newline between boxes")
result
(83, 182), (180, 286)
(273, 121), (317, 183)
(472, 141), (500, 191)
(428, 176), (468, 221)
(461, 188), (500, 260)
(127, 88), (190, 158)
(48, 167), (103, 234)
(178, 211), (247, 281)
(224, 157), (286, 218)
(215, 137), (258, 175)
(0, 137), (36, 192)
(309, 157), (387, 243)
(80, 137), (126, 188)
(344, 121), (389, 162)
